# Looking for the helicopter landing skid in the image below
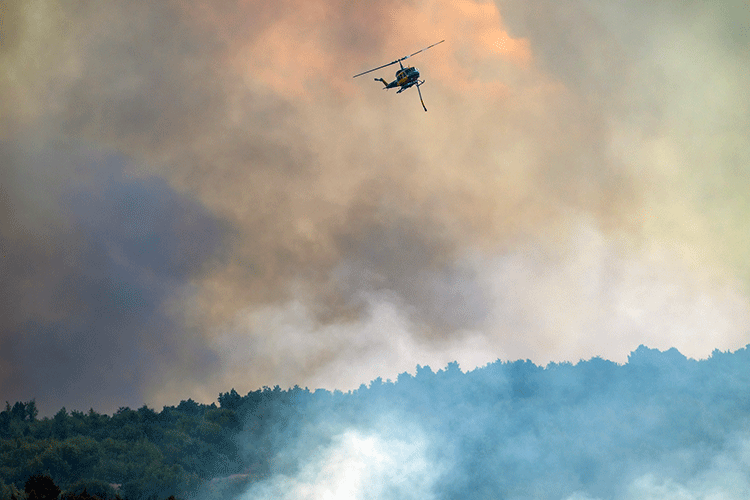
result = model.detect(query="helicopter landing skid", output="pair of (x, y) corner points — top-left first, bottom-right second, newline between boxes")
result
(396, 80), (425, 94)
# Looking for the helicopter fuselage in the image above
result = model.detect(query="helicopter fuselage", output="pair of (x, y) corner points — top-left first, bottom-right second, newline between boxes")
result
(353, 39), (444, 111)
(378, 66), (420, 90)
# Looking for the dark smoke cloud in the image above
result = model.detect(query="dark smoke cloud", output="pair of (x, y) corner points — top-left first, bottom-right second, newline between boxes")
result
(0, 138), (226, 416)
(328, 193), (489, 334)
(1, 0), (749, 410)
(25, 0), (500, 344)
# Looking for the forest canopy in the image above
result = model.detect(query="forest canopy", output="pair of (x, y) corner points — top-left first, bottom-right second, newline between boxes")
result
(2, 345), (750, 500)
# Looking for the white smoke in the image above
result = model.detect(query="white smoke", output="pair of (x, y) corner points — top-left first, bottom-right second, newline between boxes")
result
(240, 420), (440, 500)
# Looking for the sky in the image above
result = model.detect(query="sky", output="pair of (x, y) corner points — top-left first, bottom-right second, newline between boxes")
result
(1, 0), (750, 416)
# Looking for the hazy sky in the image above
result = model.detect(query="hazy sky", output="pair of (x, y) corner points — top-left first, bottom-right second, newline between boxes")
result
(2, 0), (749, 416)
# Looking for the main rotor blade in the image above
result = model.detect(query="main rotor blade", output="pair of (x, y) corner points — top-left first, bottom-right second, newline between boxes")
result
(352, 59), (401, 78)
(404, 39), (445, 60)
(353, 40), (445, 78)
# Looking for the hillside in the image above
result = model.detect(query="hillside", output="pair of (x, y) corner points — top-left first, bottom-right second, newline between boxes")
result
(2, 345), (750, 500)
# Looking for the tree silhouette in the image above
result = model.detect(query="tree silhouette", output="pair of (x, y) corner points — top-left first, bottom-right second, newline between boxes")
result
(25, 474), (60, 500)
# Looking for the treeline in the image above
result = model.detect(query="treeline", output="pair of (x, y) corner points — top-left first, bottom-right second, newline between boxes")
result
(0, 397), (244, 500)
(0, 385), (337, 500)
(2, 345), (750, 500)
(3, 473), (180, 500)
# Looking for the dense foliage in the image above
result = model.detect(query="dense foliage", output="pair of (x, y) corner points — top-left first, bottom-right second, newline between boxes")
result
(0, 399), (244, 500)
(2, 345), (750, 500)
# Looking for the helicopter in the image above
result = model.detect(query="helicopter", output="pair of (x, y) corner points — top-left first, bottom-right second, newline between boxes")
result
(353, 40), (445, 112)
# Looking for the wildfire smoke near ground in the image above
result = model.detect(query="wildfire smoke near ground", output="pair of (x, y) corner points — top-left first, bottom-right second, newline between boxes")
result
(3, 347), (750, 500)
